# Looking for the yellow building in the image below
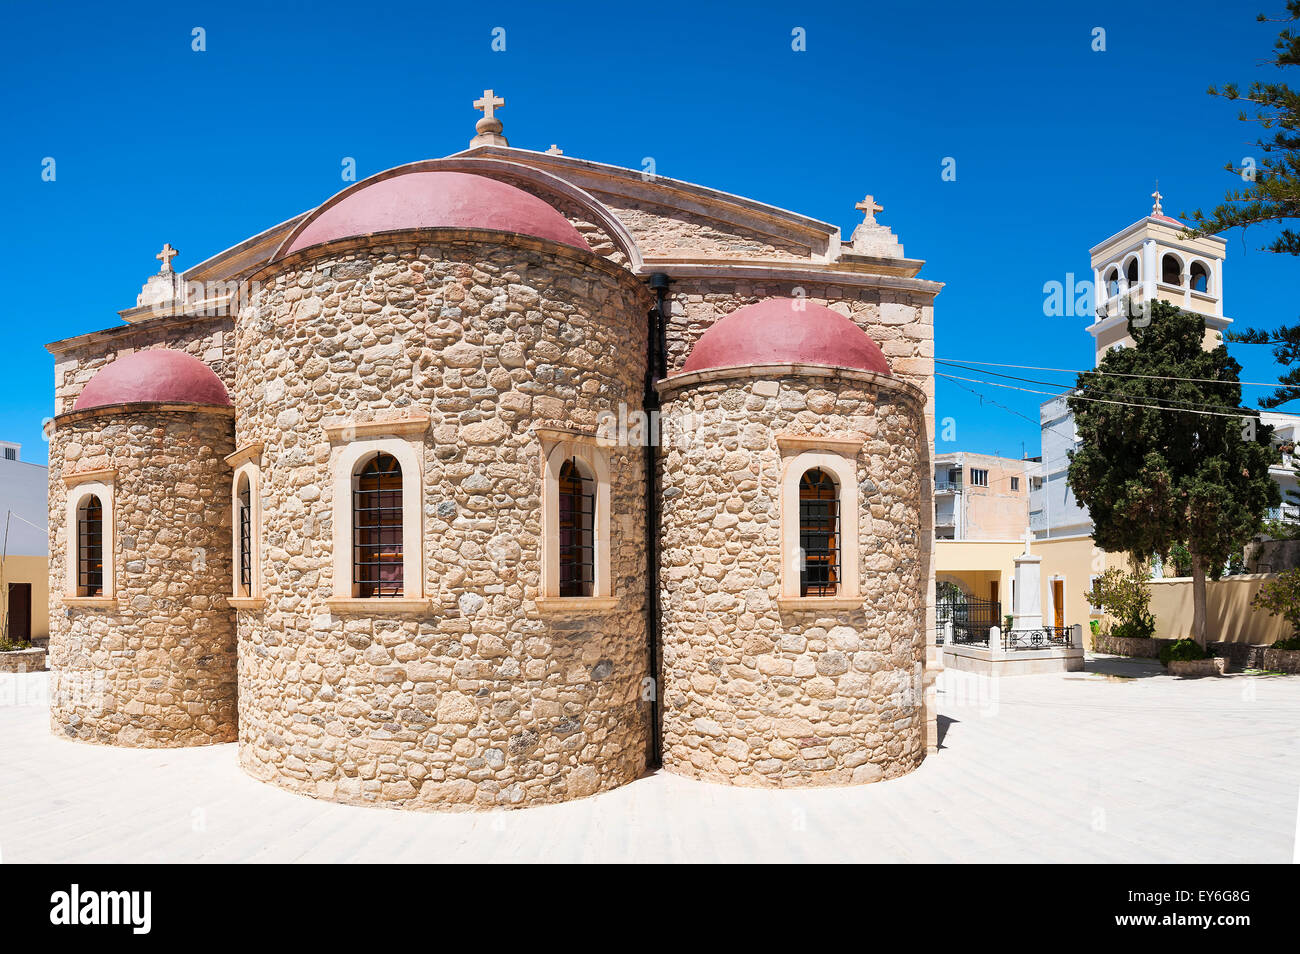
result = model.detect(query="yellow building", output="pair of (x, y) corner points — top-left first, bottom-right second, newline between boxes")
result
(0, 441), (49, 645)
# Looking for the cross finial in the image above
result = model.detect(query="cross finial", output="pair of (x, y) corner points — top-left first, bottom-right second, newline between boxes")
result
(156, 243), (179, 273)
(473, 89), (504, 120)
(1151, 185), (1163, 216)
(470, 89), (509, 147)
(855, 194), (883, 224)
(545, 144), (563, 156)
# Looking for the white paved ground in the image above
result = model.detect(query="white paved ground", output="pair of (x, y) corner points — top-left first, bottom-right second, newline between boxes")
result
(2, 655), (1296, 863)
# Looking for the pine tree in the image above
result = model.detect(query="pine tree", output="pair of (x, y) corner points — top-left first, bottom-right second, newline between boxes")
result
(1067, 302), (1280, 646)
(1186, 3), (1300, 252)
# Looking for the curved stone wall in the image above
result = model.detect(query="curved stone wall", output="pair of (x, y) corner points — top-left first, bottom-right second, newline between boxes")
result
(233, 233), (653, 810)
(657, 370), (926, 786)
(48, 407), (236, 746)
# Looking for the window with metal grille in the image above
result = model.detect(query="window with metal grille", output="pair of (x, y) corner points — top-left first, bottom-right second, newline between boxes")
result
(557, 458), (595, 597)
(353, 453), (404, 598)
(799, 468), (839, 597)
(77, 495), (104, 597)
(237, 475), (252, 597)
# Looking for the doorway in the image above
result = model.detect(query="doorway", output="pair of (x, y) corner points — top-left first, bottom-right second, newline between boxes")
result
(6, 582), (31, 641)
(1051, 579), (1065, 629)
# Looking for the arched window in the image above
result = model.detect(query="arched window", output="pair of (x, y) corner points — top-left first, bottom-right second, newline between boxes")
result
(354, 453), (404, 598)
(1161, 253), (1182, 286)
(77, 495), (104, 597)
(799, 468), (839, 597)
(1190, 261), (1210, 293)
(557, 458), (595, 597)
(236, 473), (253, 598)
(1105, 267), (1120, 297)
(1125, 259), (1139, 285)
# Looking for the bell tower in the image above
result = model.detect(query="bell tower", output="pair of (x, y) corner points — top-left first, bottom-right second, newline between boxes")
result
(1086, 190), (1229, 365)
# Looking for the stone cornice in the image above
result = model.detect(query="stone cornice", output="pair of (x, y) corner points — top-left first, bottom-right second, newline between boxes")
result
(656, 363), (927, 406)
(62, 467), (116, 487)
(775, 434), (866, 454)
(637, 258), (941, 296)
(533, 425), (602, 445)
(224, 442), (265, 468)
(53, 402), (235, 428)
(323, 413), (431, 441)
(46, 312), (232, 358)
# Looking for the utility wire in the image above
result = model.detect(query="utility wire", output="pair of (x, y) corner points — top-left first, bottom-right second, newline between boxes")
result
(937, 360), (1255, 416)
(935, 357), (1288, 390)
(938, 373), (1261, 420)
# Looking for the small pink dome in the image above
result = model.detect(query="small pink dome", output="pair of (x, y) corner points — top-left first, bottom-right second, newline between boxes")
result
(282, 170), (589, 257)
(680, 298), (891, 376)
(1153, 213), (1183, 226)
(74, 350), (231, 411)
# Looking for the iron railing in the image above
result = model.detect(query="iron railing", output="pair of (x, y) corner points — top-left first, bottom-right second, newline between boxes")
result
(936, 592), (1000, 646)
(1001, 626), (1073, 651)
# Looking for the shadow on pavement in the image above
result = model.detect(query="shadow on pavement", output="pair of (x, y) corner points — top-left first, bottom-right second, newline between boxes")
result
(1080, 653), (1166, 679)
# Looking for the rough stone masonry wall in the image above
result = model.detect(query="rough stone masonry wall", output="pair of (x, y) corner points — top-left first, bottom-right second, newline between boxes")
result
(658, 373), (926, 786)
(233, 235), (652, 810)
(48, 409), (236, 746)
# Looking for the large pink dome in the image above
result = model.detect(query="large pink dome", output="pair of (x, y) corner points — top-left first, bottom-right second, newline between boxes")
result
(74, 350), (231, 412)
(281, 170), (589, 257)
(680, 298), (891, 376)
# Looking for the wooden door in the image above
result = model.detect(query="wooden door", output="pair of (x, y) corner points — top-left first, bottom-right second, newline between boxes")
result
(1051, 579), (1065, 629)
(7, 583), (31, 640)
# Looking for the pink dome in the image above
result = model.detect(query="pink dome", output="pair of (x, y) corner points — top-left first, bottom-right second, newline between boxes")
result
(281, 170), (589, 257)
(680, 298), (891, 376)
(1153, 213), (1183, 226)
(74, 350), (231, 412)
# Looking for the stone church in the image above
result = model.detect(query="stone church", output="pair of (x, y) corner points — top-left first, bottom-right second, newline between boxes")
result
(46, 93), (940, 810)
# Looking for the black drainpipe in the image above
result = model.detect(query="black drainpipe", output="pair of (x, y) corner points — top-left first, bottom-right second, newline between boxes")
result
(644, 272), (671, 769)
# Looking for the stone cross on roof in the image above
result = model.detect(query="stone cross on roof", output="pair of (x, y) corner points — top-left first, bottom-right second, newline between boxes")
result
(1151, 188), (1163, 216)
(474, 89), (504, 120)
(856, 195), (883, 225)
(156, 243), (179, 273)
(470, 89), (509, 148)
(546, 144), (563, 156)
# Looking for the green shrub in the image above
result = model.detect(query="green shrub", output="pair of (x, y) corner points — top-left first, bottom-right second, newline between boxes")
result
(1089, 563), (1156, 639)
(0, 639), (32, 652)
(1273, 635), (1300, 651)
(1111, 611), (1156, 641)
(1159, 638), (1207, 666)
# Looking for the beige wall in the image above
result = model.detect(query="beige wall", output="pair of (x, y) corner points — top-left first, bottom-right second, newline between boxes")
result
(0, 554), (49, 641)
(935, 540), (1022, 609)
(1147, 575), (1292, 645)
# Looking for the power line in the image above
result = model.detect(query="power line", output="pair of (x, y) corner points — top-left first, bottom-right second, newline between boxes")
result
(935, 357), (1289, 390)
(938, 373), (1262, 420)
(938, 360), (1254, 416)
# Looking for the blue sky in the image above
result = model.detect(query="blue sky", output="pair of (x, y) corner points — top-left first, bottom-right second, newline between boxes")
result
(0, 0), (1293, 461)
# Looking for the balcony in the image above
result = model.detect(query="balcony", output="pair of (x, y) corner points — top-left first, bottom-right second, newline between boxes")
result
(934, 478), (963, 493)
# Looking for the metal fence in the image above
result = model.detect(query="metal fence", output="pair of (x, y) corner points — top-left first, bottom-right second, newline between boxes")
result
(936, 591), (1000, 647)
